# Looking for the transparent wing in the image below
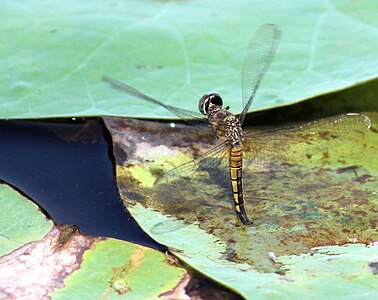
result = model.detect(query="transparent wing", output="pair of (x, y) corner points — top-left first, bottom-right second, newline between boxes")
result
(151, 141), (231, 221)
(102, 75), (206, 125)
(157, 141), (230, 186)
(244, 113), (371, 165)
(239, 24), (281, 125)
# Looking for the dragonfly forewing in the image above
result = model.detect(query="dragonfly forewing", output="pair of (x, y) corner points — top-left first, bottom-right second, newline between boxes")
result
(102, 75), (207, 125)
(239, 24), (281, 125)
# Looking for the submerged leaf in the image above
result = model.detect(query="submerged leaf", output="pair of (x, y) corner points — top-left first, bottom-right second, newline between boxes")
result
(105, 113), (378, 298)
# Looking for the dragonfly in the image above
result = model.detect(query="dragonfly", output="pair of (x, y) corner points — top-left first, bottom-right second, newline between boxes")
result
(102, 24), (371, 225)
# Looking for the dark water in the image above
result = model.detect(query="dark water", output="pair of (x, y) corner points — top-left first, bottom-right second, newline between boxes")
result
(0, 118), (164, 251)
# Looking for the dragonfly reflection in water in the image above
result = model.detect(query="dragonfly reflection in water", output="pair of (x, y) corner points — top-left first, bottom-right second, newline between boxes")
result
(103, 24), (371, 225)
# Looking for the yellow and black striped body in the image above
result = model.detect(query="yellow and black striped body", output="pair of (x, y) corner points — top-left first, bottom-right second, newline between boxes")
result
(206, 103), (252, 225)
(229, 145), (251, 225)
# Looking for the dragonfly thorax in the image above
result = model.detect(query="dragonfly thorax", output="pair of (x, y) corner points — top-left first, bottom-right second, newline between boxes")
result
(207, 107), (245, 146)
(223, 114), (245, 146)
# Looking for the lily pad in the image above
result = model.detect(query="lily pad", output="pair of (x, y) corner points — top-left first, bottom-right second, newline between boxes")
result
(0, 183), (187, 299)
(0, 183), (53, 256)
(1, 1), (378, 119)
(0, 225), (187, 299)
(104, 111), (378, 298)
(50, 237), (187, 299)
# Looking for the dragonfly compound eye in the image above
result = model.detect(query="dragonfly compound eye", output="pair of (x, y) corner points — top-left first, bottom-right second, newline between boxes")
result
(198, 93), (223, 115)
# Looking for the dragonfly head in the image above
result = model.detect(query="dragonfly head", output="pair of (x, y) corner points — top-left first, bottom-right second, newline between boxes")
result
(198, 93), (223, 115)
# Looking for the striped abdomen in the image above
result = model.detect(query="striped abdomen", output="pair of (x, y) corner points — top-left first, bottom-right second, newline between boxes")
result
(229, 145), (252, 225)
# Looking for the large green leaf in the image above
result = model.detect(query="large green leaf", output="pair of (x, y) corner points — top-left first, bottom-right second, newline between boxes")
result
(104, 110), (378, 299)
(1, 0), (377, 119)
